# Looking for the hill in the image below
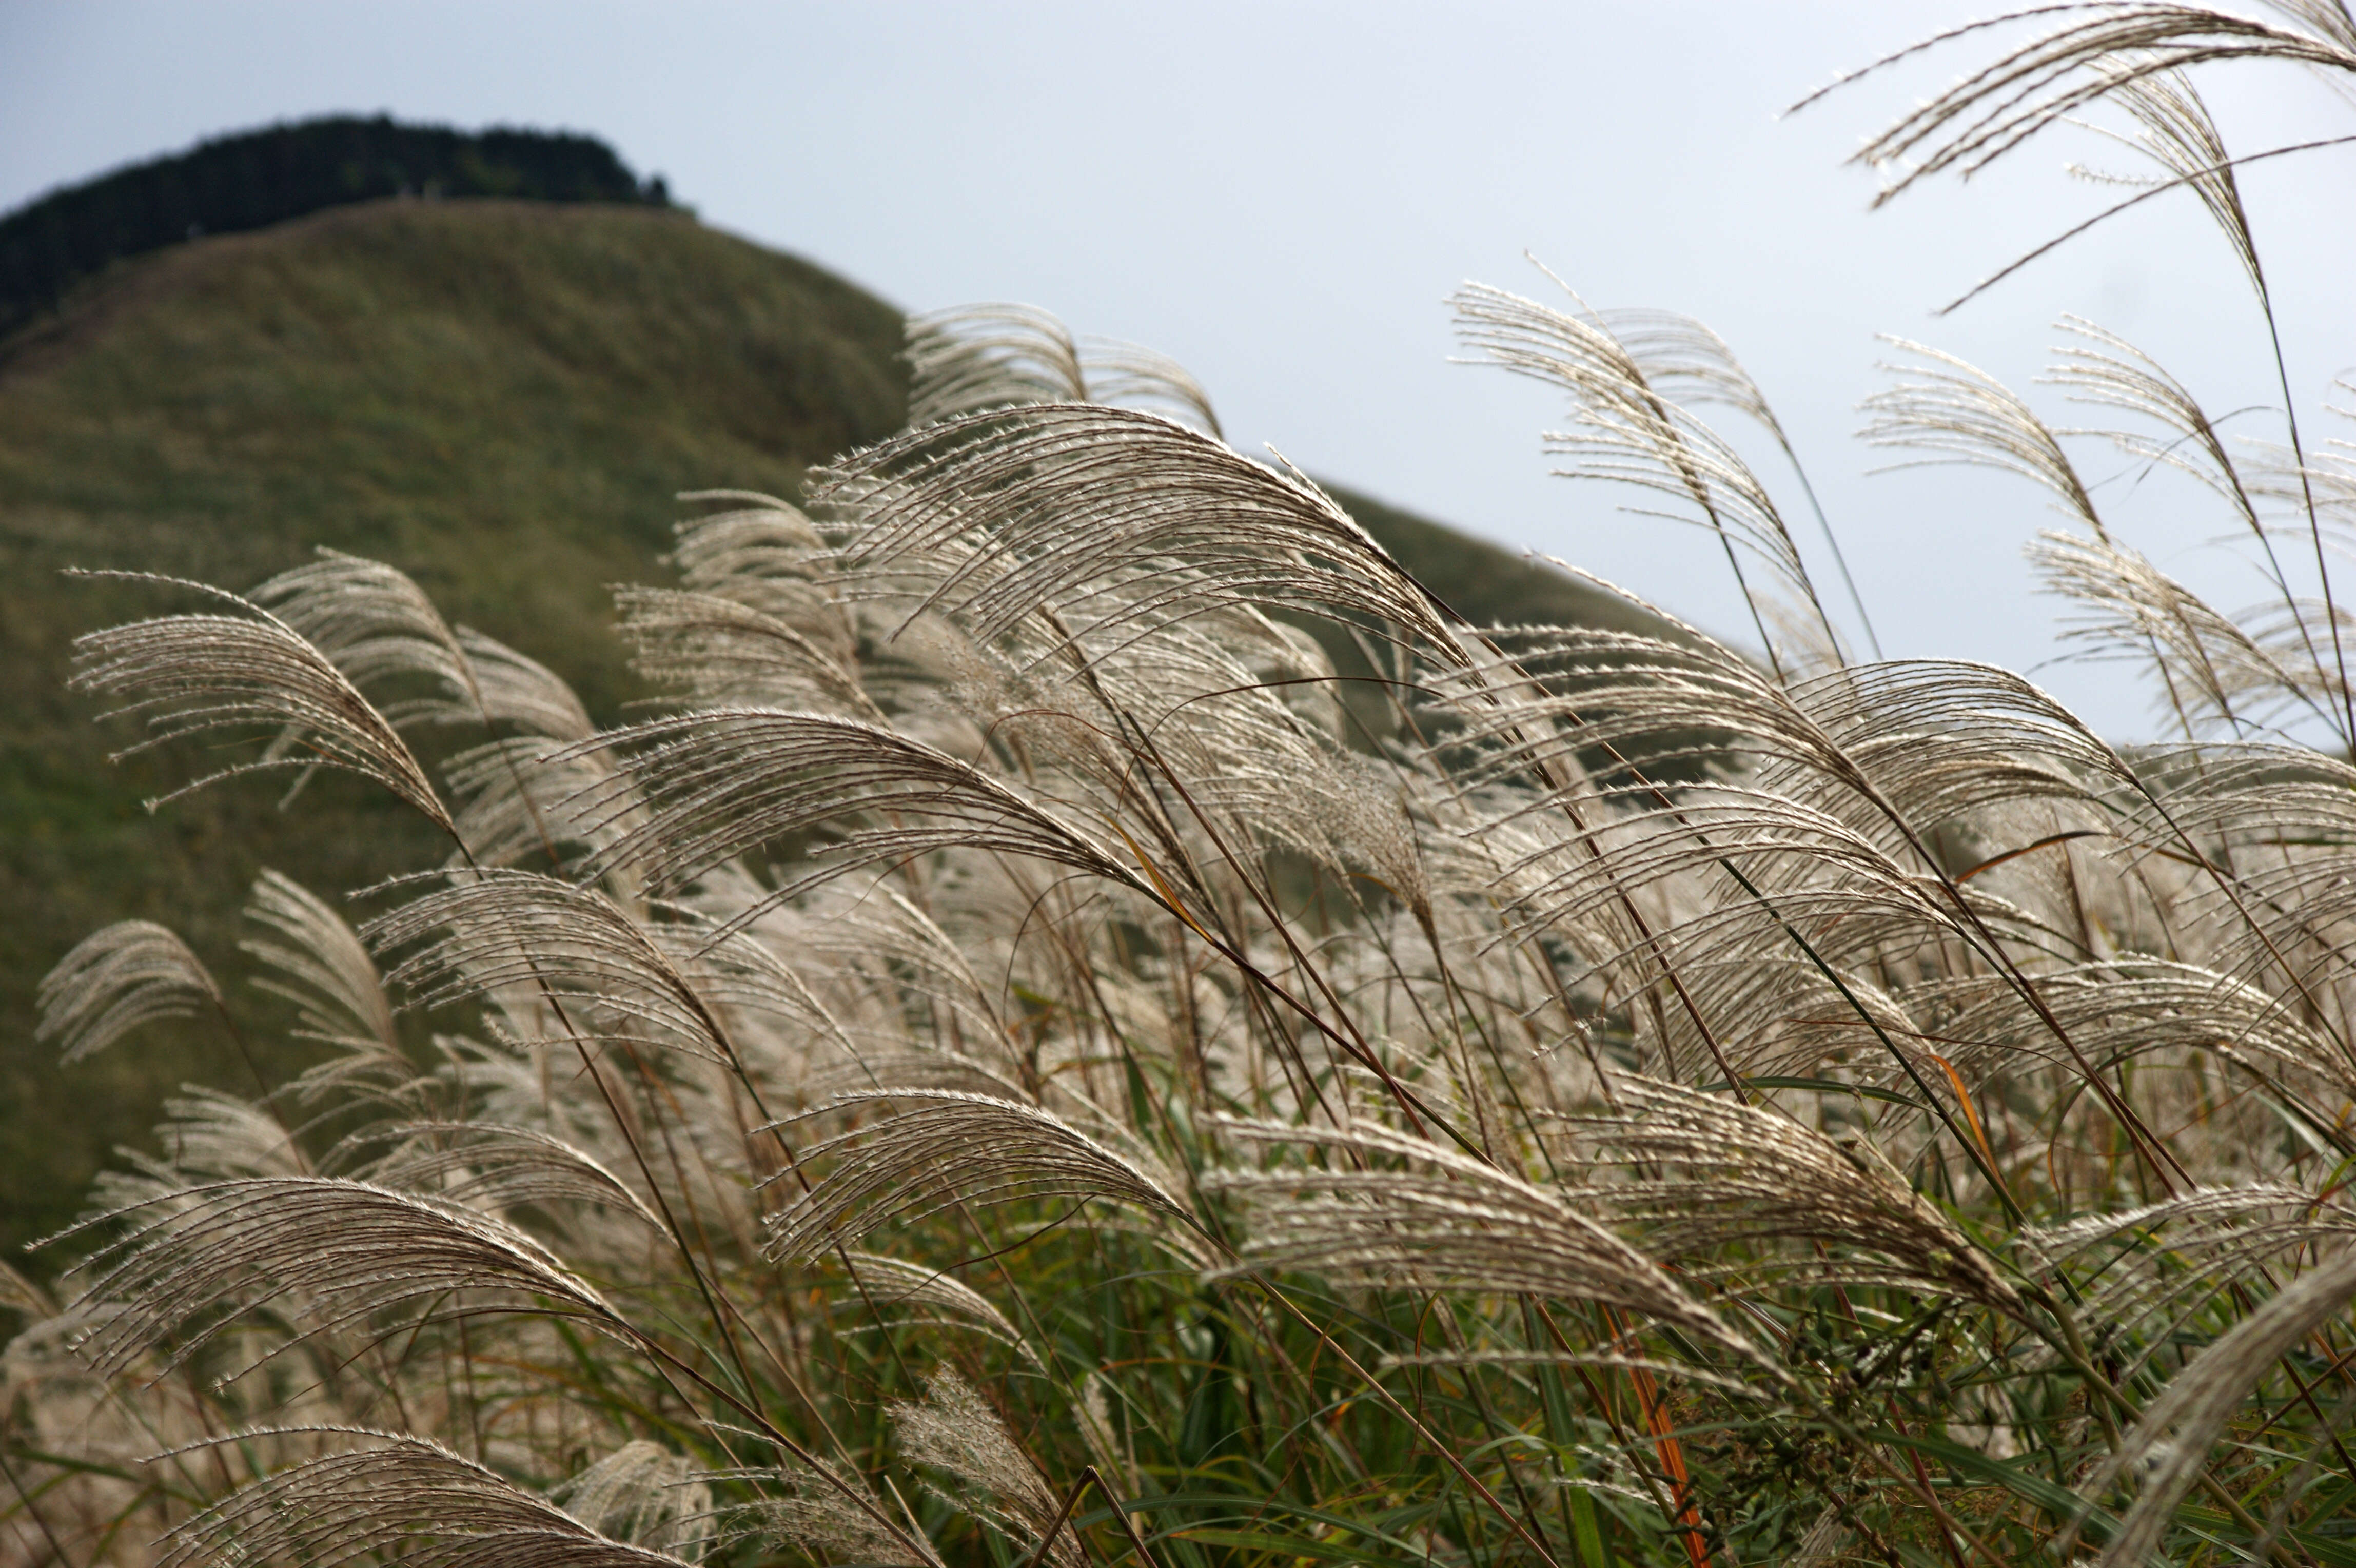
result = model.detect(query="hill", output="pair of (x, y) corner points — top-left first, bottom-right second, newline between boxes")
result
(0, 196), (1676, 1261)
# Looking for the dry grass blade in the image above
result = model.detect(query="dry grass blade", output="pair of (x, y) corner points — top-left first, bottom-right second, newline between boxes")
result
(55, 1175), (615, 1379)
(156, 1429), (694, 1568)
(762, 1090), (1191, 1263)
(1576, 1076), (2025, 1314)
(67, 572), (455, 831)
(562, 709), (1145, 916)
(1211, 1120), (1771, 1372)
(36, 920), (221, 1066)
(811, 403), (1463, 661)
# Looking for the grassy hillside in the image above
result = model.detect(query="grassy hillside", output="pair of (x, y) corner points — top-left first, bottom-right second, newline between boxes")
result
(0, 199), (906, 1257)
(0, 197), (1673, 1260)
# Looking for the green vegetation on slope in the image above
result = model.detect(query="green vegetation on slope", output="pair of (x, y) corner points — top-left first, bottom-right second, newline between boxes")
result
(0, 199), (905, 1256)
(0, 196), (1674, 1261)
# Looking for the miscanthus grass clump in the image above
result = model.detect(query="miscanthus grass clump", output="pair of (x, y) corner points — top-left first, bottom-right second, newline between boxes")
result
(12, 7), (2356, 1565)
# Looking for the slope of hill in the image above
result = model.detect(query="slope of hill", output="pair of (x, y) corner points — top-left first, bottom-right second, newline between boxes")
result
(0, 199), (905, 1256)
(0, 196), (1677, 1261)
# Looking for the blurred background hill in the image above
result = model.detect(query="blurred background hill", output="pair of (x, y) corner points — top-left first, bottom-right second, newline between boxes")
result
(0, 121), (1673, 1262)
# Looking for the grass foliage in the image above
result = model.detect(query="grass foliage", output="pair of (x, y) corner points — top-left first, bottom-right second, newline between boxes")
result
(0, 197), (1648, 1262)
(12, 7), (2356, 1565)
(0, 198), (909, 1257)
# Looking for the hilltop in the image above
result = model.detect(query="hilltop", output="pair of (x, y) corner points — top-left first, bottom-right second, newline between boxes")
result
(0, 195), (1673, 1259)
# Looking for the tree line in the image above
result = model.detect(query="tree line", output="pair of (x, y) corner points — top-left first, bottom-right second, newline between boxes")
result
(0, 115), (674, 340)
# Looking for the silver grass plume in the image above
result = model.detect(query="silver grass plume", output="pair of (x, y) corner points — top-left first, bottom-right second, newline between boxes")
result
(2046, 313), (2346, 727)
(454, 624), (596, 740)
(444, 736), (643, 871)
(241, 868), (400, 1056)
(2047, 315), (2265, 534)
(1573, 1076), (2025, 1315)
(55, 1175), (617, 1380)
(1797, 3), (2356, 206)
(156, 1430), (695, 1568)
(1921, 959), (2355, 1102)
(666, 492), (855, 635)
(2030, 529), (2322, 734)
(339, 1122), (665, 1233)
(890, 1367), (1085, 1568)
(562, 709), (1148, 919)
(1210, 1120), (1771, 1373)
(762, 1090), (1192, 1263)
(1452, 281), (1833, 669)
(810, 403), (1463, 661)
(364, 870), (740, 1065)
(2022, 1186), (2356, 1368)
(249, 548), (591, 739)
(549, 1439), (712, 1560)
(2252, 423), (2356, 532)
(2067, 1246), (2356, 1568)
(1861, 339), (2104, 535)
(2074, 64), (2265, 297)
(1603, 304), (1881, 655)
(830, 1250), (1039, 1365)
(36, 919), (220, 1066)
(905, 301), (1222, 436)
(1600, 306), (1792, 440)
(615, 585), (882, 717)
(102, 1086), (305, 1187)
(1082, 335), (1225, 436)
(247, 547), (474, 718)
(1779, 657), (2135, 835)
(703, 1456), (941, 1568)
(905, 302), (1087, 425)
(68, 572), (455, 832)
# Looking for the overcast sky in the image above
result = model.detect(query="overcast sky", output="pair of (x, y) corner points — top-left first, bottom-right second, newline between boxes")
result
(5, 2), (2352, 736)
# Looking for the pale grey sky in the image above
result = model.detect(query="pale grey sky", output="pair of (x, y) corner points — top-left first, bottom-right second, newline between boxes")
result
(5, 2), (2352, 736)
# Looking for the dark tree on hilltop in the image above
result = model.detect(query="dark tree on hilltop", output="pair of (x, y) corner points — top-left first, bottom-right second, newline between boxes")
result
(0, 115), (675, 339)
